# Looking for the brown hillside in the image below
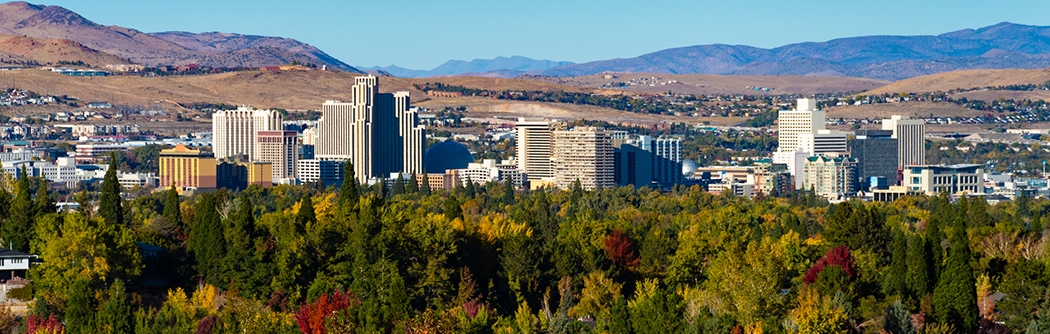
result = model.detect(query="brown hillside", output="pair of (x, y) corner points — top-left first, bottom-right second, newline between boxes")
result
(866, 68), (1050, 95)
(528, 73), (889, 95)
(404, 76), (586, 93)
(0, 34), (129, 66)
(826, 102), (986, 120)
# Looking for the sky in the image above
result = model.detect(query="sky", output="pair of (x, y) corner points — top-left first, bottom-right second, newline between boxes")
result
(37, 0), (1050, 70)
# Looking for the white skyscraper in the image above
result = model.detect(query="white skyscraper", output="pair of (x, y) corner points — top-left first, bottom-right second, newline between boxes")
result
(777, 98), (826, 152)
(515, 118), (555, 181)
(212, 106), (283, 161)
(314, 75), (425, 183)
(882, 115), (925, 168)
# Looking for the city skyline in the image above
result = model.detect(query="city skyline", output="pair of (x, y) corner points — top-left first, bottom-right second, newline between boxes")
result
(32, 0), (1050, 70)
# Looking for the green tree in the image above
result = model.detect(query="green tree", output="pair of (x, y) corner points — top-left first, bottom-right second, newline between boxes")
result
(998, 259), (1050, 332)
(191, 193), (225, 285)
(502, 178), (515, 205)
(98, 153), (124, 226)
(407, 172), (419, 193)
(96, 280), (132, 334)
(883, 230), (908, 297)
(629, 284), (684, 334)
(391, 174), (405, 197)
(883, 300), (915, 334)
(4, 167), (33, 251)
(906, 234), (932, 298)
(222, 194), (267, 295)
(932, 227), (978, 332)
(338, 161), (358, 212)
(443, 195), (462, 221)
(464, 179), (476, 199)
(421, 174), (432, 196)
(34, 177), (55, 216)
(65, 278), (97, 334)
(163, 184), (182, 231)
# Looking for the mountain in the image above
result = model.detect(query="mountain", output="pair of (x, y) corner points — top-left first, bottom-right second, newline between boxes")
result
(0, 34), (129, 66)
(0, 1), (359, 71)
(539, 22), (1050, 80)
(366, 56), (573, 78)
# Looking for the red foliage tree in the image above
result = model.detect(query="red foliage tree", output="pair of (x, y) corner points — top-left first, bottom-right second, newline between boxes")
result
(25, 314), (65, 334)
(803, 245), (856, 285)
(294, 289), (361, 334)
(604, 229), (640, 268)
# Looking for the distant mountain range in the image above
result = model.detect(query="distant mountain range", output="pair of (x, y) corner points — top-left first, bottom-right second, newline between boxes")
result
(364, 56), (573, 78)
(0, 1), (359, 71)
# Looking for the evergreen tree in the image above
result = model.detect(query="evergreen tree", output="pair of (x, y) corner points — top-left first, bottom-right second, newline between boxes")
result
(998, 259), (1050, 332)
(98, 153), (124, 226)
(926, 213), (945, 281)
(391, 174), (405, 197)
(0, 179), (10, 220)
(464, 179), (476, 199)
(503, 178), (515, 206)
(65, 279), (97, 334)
(297, 195), (317, 227)
(163, 184), (182, 231)
(191, 193), (225, 285)
(222, 194), (264, 294)
(443, 195), (462, 221)
(407, 172), (419, 193)
(4, 167), (33, 251)
(906, 234), (932, 297)
(421, 173), (432, 196)
(96, 280), (132, 334)
(883, 300), (915, 334)
(338, 161), (358, 212)
(609, 295), (631, 334)
(884, 230), (908, 297)
(932, 226), (978, 332)
(34, 177), (55, 216)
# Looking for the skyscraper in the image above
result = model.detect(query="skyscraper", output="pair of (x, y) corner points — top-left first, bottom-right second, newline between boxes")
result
(552, 127), (615, 190)
(882, 115), (925, 168)
(849, 130), (898, 189)
(212, 106), (283, 161)
(515, 118), (555, 181)
(652, 137), (683, 188)
(257, 131), (299, 181)
(314, 75), (425, 183)
(777, 98), (825, 152)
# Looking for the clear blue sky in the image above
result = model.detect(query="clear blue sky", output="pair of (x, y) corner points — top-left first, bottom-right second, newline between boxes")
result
(37, 0), (1050, 70)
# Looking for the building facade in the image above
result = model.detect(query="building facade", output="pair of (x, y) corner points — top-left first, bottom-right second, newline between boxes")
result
(797, 130), (848, 155)
(552, 127), (615, 190)
(515, 118), (555, 182)
(212, 106), (283, 161)
(652, 137), (683, 188)
(849, 130), (899, 189)
(296, 159), (345, 186)
(882, 115), (925, 168)
(159, 144), (217, 191)
(257, 130), (299, 181)
(777, 98), (825, 152)
(803, 156), (858, 199)
(902, 164), (984, 195)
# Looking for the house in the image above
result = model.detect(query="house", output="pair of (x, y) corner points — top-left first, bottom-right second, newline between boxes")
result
(0, 248), (32, 280)
(87, 102), (113, 109)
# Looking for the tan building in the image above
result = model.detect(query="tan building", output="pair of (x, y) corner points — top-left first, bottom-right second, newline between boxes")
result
(803, 156), (858, 199)
(257, 130), (299, 180)
(217, 159), (272, 190)
(882, 115), (926, 168)
(515, 118), (555, 181)
(418, 173), (459, 191)
(211, 106), (283, 161)
(552, 127), (615, 190)
(159, 144), (217, 191)
(901, 164), (984, 195)
(777, 98), (825, 152)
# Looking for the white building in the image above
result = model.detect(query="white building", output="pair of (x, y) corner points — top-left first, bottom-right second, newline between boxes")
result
(773, 150), (809, 190)
(212, 106), (283, 161)
(552, 127), (615, 190)
(455, 159), (524, 188)
(296, 159), (344, 186)
(803, 156), (858, 199)
(515, 118), (555, 182)
(902, 164), (984, 195)
(777, 98), (825, 152)
(797, 130), (849, 155)
(882, 115), (926, 168)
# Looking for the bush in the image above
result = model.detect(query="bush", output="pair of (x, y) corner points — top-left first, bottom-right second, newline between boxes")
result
(7, 283), (32, 302)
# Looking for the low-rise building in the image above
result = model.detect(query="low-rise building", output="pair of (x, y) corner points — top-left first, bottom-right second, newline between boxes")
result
(901, 164), (985, 195)
(297, 159), (344, 186)
(158, 144), (217, 192)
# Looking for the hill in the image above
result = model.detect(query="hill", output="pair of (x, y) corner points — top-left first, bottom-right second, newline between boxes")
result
(365, 56), (573, 78)
(0, 1), (358, 71)
(526, 73), (888, 95)
(538, 22), (1050, 80)
(0, 34), (128, 66)
(865, 68), (1050, 95)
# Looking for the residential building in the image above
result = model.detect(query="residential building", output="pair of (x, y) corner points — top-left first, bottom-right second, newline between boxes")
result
(882, 115), (925, 167)
(552, 127), (615, 190)
(455, 159), (524, 187)
(849, 130), (899, 189)
(803, 156), (858, 199)
(777, 98), (825, 152)
(901, 164), (984, 195)
(797, 130), (848, 155)
(0, 248), (32, 279)
(652, 137), (684, 188)
(515, 118), (555, 182)
(297, 159), (344, 186)
(158, 144), (217, 191)
(212, 106), (283, 161)
(257, 130), (299, 181)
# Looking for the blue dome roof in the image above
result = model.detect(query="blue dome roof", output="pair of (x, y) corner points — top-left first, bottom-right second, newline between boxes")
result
(425, 141), (474, 173)
(682, 159), (699, 176)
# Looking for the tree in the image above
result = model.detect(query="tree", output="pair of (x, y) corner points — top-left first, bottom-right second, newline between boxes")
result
(407, 172), (419, 193)
(464, 179), (476, 199)
(338, 161), (358, 212)
(906, 234), (932, 297)
(65, 279), (97, 334)
(932, 227), (978, 332)
(502, 178), (515, 205)
(99, 152), (124, 226)
(391, 174), (405, 197)
(297, 195), (316, 227)
(4, 167), (33, 251)
(883, 300), (915, 334)
(222, 194), (266, 295)
(883, 230), (908, 297)
(421, 174), (432, 196)
(97, 280), (132, 334)
(998, 259), (1050, 332)
(443, 195), (462, 221)
(34, 177), (55, 216)
(163, 184), (183, 231)
(191, 193), (225, 284)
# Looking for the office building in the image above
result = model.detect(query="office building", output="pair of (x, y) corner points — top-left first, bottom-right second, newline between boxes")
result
(552, 127), (615, 190)
(515, 118), (555, 181)
(314, 76), (425, 182)
(257, 130), (299, 181)
(159, 144), (217, 191)
(454, 159), (523, 187)
(773, 150), (809, 190)
(901, 164), (984, 195)
(849, 130), (899, 189)
(212, 106), (283, 161)
(614, 142), (653, 188)
(882, 115), (925, 167)
(803, 156), (858, 199)
(217, 159), (272, 190)
(797, 130), (848, 155)
(652, 137), (684, 188)
(297, 159), (345, 186)
(777, 98), (825, 152)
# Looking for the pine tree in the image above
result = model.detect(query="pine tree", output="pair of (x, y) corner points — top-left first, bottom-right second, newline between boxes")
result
(998, 259), (1050, 332)
(883, 300), (915, 334)
(421, 174), (432, 195)
(96, 280), (132, 334)
(34, 177), (55, 216)
(0, 179), (10, 220)
(338, 161), (358, 212)
(191, 193), (225, 285)
(98, 153), (124, 226)
(932, 226), (978, 332)
(391, 174), (405, 197)
(4, 167), (33, 251)
(906, 234), (932, 298)
(609, 295), (631, 334)
(926, 213), (945, 282)
(407, 172), (419, 193)
(297, 195), (317, 227)
(222, 194), (263, 293)
(464, 179), (476, 199)
(884, 230), (908, 297)
(503, 178), (515, 205)
(163, 184), (182, 231)
(65, 279), (96, 334)
(443, 195), (462, 221)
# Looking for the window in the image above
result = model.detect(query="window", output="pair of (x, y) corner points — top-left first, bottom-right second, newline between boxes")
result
(912, 177), (920, 184)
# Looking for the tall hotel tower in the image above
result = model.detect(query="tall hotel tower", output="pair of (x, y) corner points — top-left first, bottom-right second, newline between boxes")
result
(882, 115), (926, 168)
(212, 106), (283, 161)
(315, 75), (425, 183)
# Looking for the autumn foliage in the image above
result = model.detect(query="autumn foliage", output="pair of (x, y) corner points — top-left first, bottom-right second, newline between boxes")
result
(604, 229), (640, 267)
(25, 314), (65, 334)
(294, 289), (361, 334)
(803, 245), (856, 285)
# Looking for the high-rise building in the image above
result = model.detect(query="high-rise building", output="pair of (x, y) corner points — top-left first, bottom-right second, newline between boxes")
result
(515, 118), (555, 181)
(314, 75), (426, 183)
(257, 131), (299, 181)
(159, 144), (217, 191)
(849, 130), (899, 189)
(614, 141), (653, 187)
(777, 98), (825, 152)
(803, 156), (858, 199)
(217, 159), (272, 190)
(552, 127), (615, 190)
(613, 136), (683, 189)
(882, 115), (925, 167)
(652, 137), (683, 188)
(212, 106), (282, 161)
(797, 130), (848, 155)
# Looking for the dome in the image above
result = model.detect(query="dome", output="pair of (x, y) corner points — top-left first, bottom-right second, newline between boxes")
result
(426, 141), (474, 173)
(681, 159), (699, 176)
